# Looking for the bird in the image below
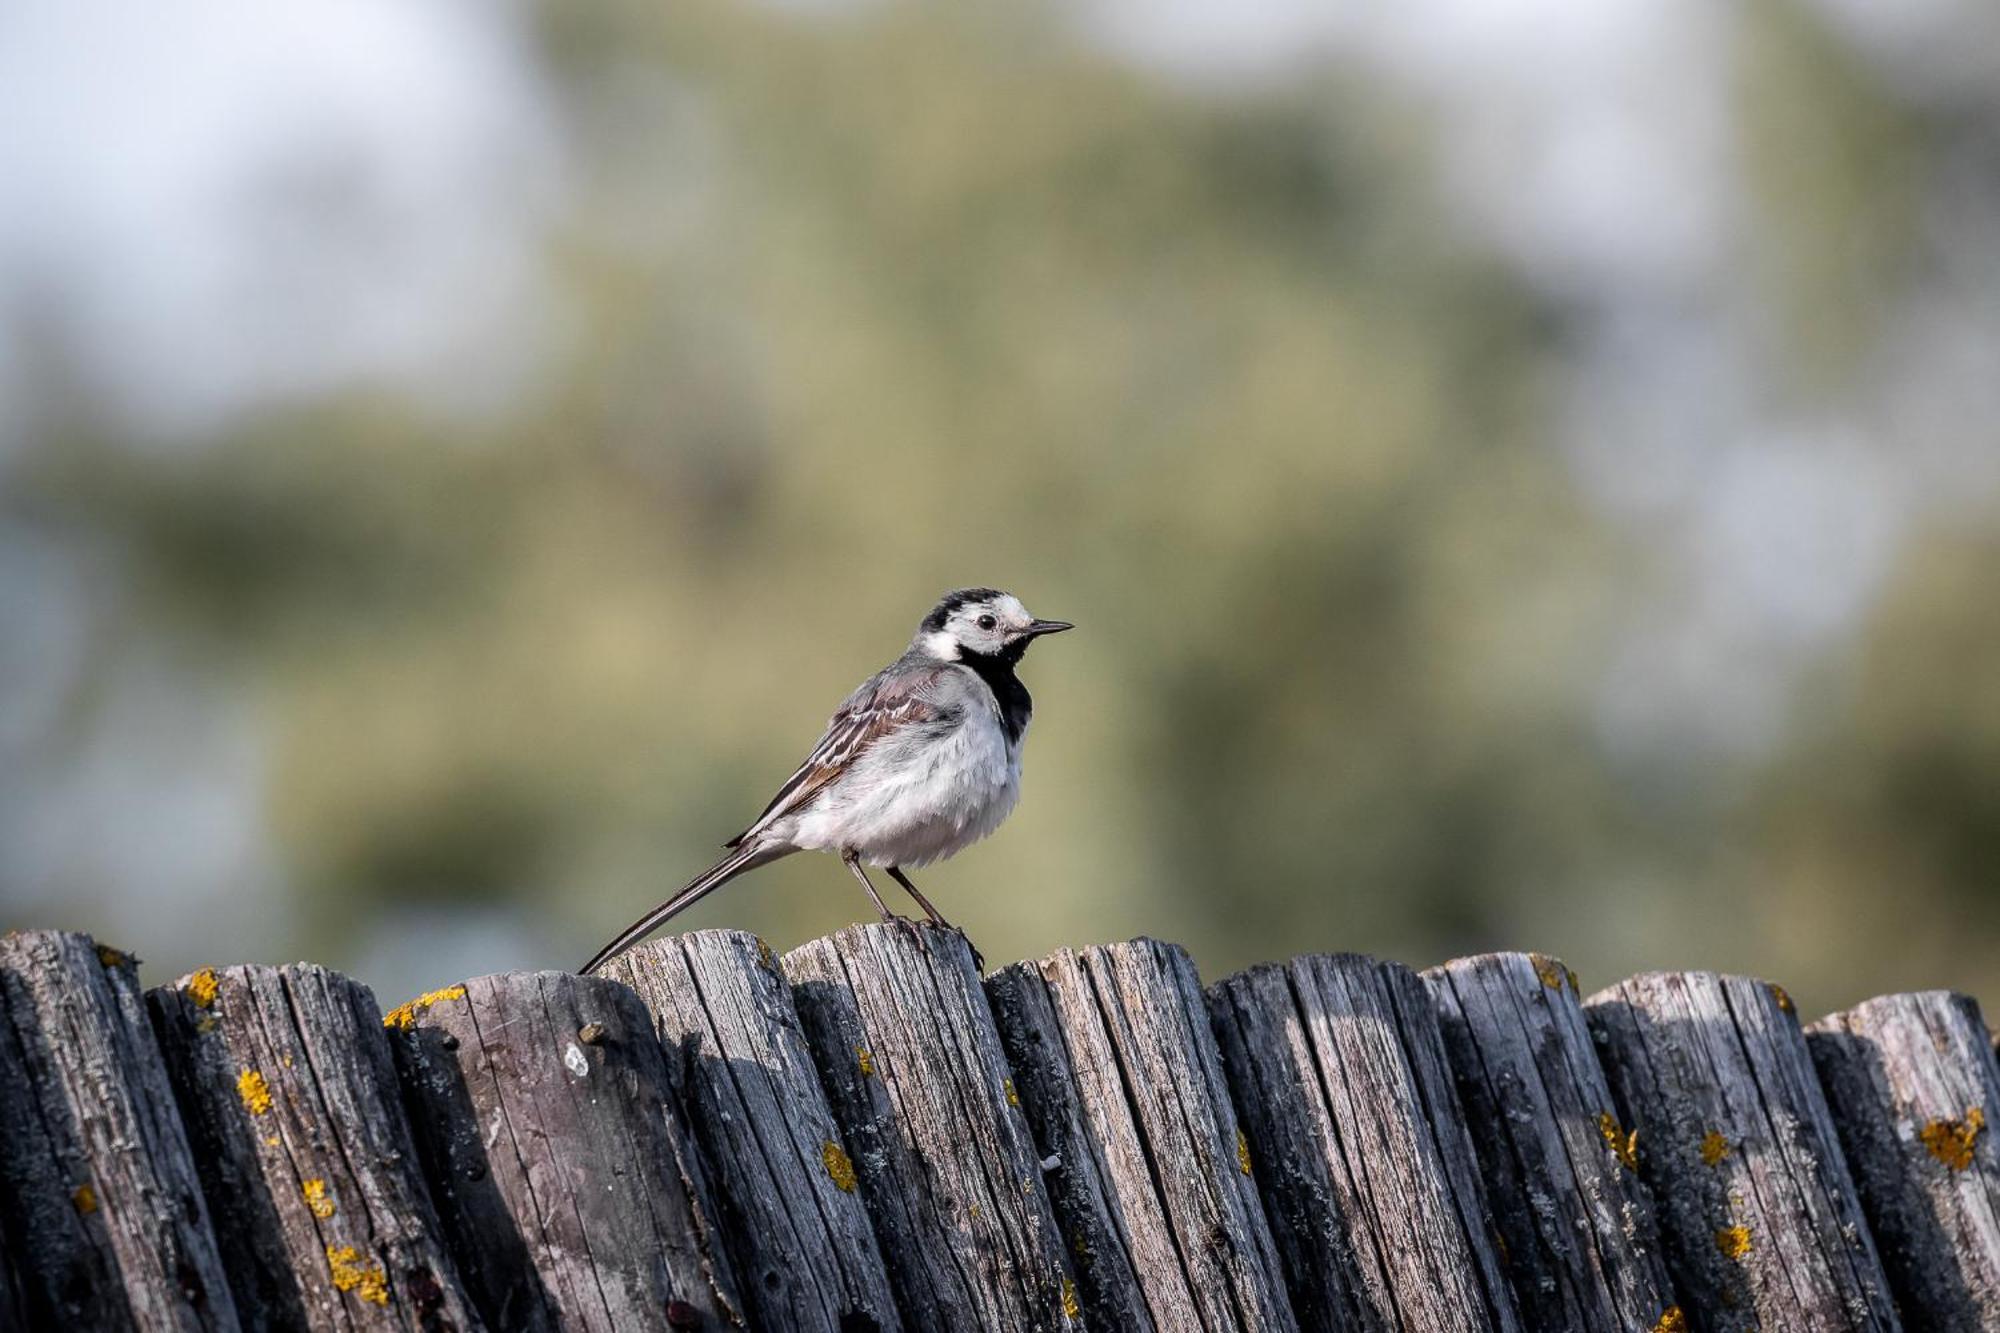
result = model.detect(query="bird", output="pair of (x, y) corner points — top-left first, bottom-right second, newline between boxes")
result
(579, 588), (1073, 975)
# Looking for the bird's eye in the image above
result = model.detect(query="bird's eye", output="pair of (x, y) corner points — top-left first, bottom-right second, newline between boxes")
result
(976, 614), (997, 631)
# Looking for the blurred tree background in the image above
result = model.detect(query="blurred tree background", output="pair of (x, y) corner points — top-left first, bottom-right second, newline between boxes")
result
(3, 0), (1999, 1014)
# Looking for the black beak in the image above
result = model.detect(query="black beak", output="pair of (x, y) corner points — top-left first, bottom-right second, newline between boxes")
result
(1025, 619), (1075, 638)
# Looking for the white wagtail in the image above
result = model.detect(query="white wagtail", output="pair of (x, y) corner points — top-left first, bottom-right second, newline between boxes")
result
(580, 588), (1073, 974)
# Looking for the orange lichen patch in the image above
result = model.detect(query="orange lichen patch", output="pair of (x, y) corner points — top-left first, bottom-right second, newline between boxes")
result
(72, 1183), (97, 1215)
(1530, 954), (1569, 991)
(1768, 983), (1794, 1015)
(301, 1178), (335, 1219)
(856, 1048), (875, 1077)
(326, 1245), (389, 1305)
(95, 945), (128, 968)
(1920, 1106), (1986, 1171)
(186, 968), (220, 1009)
(1237, 1128), (1253, 1176)
(1004, 1078), (1020, 1108)
(1699, 1131), (1730, 1166)
(822, 1141), (857, 1192)
(1060, 1275), (1080, 1320)
(237, 1069), (273, 1115)
(1599, 1112), (1638, 1170)
(1653, 1306), (1686, 1333)
(1714, 1225), (1752, 1259)
(381, 985), (467, 1031)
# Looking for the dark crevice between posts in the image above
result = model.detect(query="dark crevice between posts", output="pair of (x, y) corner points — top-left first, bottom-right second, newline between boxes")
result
(0, 931), (238, 1333)
(988, 940), (1298, 1332)
(1585, 971), (1900, 1332)
(785, 922), (1079, 1331)
(1208, 953), (1524, 1333)
(602, 931), (902, 1333)
(1422, 952), (1681, 1333)
(1810, 990), (2000, 1330)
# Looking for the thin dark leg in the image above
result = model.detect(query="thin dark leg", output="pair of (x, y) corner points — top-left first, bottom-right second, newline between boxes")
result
(842, 850), (896, 922)
(885, 866), (952, 927)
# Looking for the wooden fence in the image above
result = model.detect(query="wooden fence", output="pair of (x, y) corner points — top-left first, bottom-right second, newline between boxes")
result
(1, 923), (1997, 1331)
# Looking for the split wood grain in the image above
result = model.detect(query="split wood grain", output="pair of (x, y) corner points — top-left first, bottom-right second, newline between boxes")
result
(603, 931), (903, 1333)
(149, 963), (481, 1332)
(0, 930), (239, 1331)
(1423, 953), (1680, 1333)
(1208, 953), (1523, 1333)
(987, 940), (1296, 1332)
(385, 970), (742, 1332)
(1586, 971), (1898, 1331)
(1809, 990), (2000, 1330)
(785, 923), (1080, 1332)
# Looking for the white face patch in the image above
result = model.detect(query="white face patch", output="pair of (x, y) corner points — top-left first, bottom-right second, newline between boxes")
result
(920, 628), (961, 659)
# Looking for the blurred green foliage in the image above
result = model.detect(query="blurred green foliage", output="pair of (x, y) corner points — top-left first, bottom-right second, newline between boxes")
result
(10, 0), (2000, 1014)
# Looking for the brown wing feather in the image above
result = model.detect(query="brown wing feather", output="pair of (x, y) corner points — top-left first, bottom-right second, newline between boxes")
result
(725, 666), (945, 847)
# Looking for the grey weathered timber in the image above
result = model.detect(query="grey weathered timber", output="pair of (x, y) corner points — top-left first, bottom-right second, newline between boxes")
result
(603, 931), (903, 1333)
(1809, 990), (2000, 1330)
(385, 971), (742, 1331)
(988, 940), (1297, 1332)
(1423, 953), (1681, 1332)
(149, 963), (482, 1332)
(1586, 972), (1898, 1331)
(785, 923), (1080, 1331)
(0, 930), (239, 1331)
(1208, 953), (1523, 1333)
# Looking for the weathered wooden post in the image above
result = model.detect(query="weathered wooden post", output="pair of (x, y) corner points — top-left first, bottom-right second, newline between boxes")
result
(603, 931), (903, 1333)
(1208, 953), (1523, 1332)
(0, 931), (239, 1331)
(785, 923), (1079, 1331)
(1810, 990), (2000, 1330)
(1586, 972), (1899, 1331)
(385, 971), (742, 1331)
(149, 963), (481, 1331)
(1424, 953), (1681, 1332)
(987, 940), (1297, 1332)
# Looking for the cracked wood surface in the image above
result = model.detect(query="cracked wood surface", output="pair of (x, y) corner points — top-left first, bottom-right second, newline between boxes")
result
(385, 970), (742, 1332)
(1423, 953), (1681, 1333)
(1586, 971), (1899, 1332)
(1208, 953), (1523, 1333)
(785, 923), (1079, 1332)
(1809, 990), (2000, 1331)
(0, 930), (239, 1331)
(988, 939), (1295, 1332)
(149, 963), (481, 1332)
(603, 931), (902, 1333)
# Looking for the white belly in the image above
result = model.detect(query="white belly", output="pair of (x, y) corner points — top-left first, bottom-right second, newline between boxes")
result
(787, 714), (1023, 868)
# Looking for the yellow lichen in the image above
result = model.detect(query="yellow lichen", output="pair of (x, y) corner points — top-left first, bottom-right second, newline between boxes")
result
(72, 1183), (97, 1215)
(1237, 1128), (1253, 1176)
(755, 937), (777, 971)
(1699, 1131), (1730, 1166)
(1531, 954), (1569, 991)
(326, 1245), (389, 1305)
(822, 1141), (857, 1192)
(856, 1048), (875, 1077)
(1920, 1106), (1986, 1171)
(1715, 1225), (1752, 1259)
(1653, 1306), (1687, 1333)
(186, 967), (220, 1009)
(95, 945), (128, 968)
(301, 1178), (335, 1218)
(1599, 1112), (1638, 1170)
(1060, 1274), (1080, 1320)
(237, 1068), (273, 1116)
(195, 1015), (219, 1037)
(1768, 983), (1794, 1015)
(381, 985), (467, 1031)
(1004, 1078), (1020, 1108)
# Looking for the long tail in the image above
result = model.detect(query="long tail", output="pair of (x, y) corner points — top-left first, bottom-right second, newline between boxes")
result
(578, 841), (786, 975)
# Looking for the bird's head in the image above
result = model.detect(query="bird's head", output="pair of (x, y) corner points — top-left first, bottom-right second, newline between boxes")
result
(914, 588), (1073, 664)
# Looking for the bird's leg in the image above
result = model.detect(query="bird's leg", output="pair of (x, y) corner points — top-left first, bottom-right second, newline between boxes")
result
(842, 849), (898, 922)
(887, 866), (983, 972)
